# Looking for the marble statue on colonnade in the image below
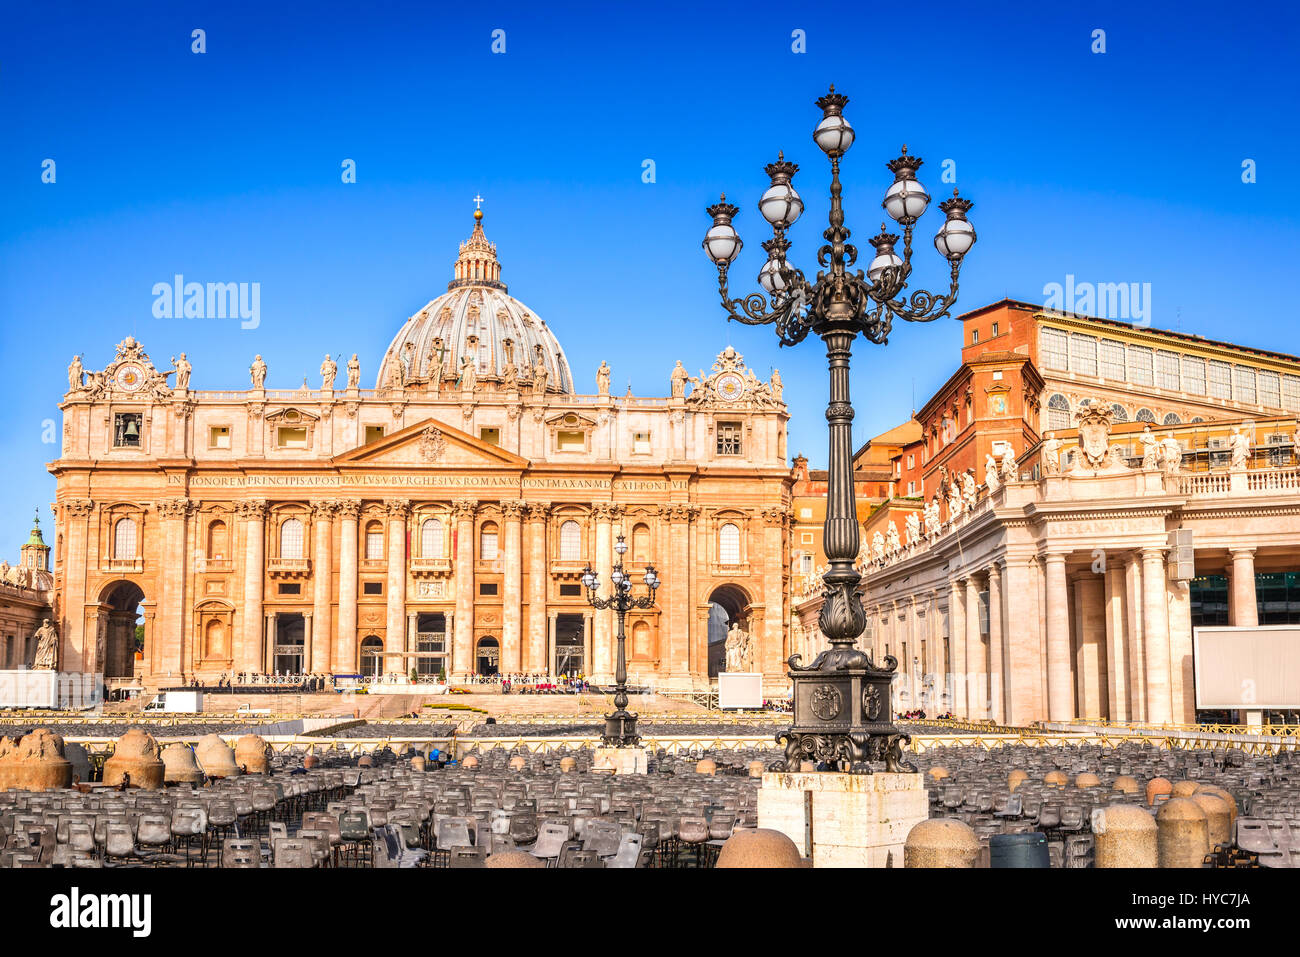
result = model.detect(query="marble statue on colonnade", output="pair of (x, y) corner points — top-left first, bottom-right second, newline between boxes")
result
(32, 619), (59, 671)
(724, 621), (753, 673)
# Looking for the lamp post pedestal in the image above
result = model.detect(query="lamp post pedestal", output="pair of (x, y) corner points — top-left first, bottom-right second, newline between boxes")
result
(592, 746), (649, 775)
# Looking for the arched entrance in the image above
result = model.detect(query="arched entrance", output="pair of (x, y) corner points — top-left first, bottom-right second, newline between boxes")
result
(273, 614), (304, 674)
(98, 580), (145, 678)
(707, 584), (753, 678)
(359, 636), (383, 677)
(476, 636), (500, 676)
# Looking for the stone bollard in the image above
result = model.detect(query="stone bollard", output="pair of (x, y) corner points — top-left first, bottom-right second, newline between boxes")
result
(195, 734), (240, 779)
(462, 755), (479, 770)
(303, 754), (319, 770)
(235, 734), (272, 775)
(1194, 784), (1238, 831)
(1190, 793), (1232, 849)
(161, 743), (205, 785)
(1156, 798), (1209, 868)
(695, 758), (717, 776)
(1112, 775), (1141, 796)
(1044, 770), (1068, 788)
(927, 766), (950, 782)
(748, 761), (765, 778)
(1171, 780), (1200, 798)
(1075, 772), (1101, 789)
(1008, 769), (1028, 793)
(64, 742), (93, 785)
(508, 755), (527, 771)
(559, 756), (576, 773)
(485, 850), (546, 869)
(904, 819), (980, 868)
(716, 829), (805, 868)
(7, 729), (73, 792)
(1146, 776), (1173, 806)
(102, 729), (165, 789)
(1092, 805), (1158, 868)
(410, 755), (427, 772)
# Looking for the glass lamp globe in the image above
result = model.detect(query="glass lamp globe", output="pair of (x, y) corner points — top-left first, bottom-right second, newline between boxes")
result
(758, 257), (790, 295)
(934, 191), (977, 260)
(611, 569), (624, 585)
(883, 176), (931, 223)
(615, 537), (628, 556)
(813, 114), (855, 156)
(703, 223), (741, 264)
(759, 182), (803, 227)
(867, 250), (904, 283)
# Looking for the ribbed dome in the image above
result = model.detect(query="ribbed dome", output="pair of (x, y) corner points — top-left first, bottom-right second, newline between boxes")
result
(376, 209), (574, 393)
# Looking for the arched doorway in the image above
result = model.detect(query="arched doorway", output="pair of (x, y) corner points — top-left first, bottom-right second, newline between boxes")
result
(359, 636), (383, 677)
(98, 580), (145, 678)
(476, 636), (500, 676)
(273, 614), (304, 674)
(707, 584), (753, 678)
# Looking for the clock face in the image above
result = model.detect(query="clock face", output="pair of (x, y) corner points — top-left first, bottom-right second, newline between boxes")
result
(716, 372), (746, 401)
(115, 363), (145, 392)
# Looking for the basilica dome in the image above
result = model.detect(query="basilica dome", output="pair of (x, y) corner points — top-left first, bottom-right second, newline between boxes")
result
(376, 209), (574, 393)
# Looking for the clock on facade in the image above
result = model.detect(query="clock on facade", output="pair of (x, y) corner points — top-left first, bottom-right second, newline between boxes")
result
(114, 363), (146, 392)
(716, 371), (746, 401)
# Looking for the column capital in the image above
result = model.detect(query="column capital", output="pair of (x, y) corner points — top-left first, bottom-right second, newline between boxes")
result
(524, 501), (551, 522)
(452, 500), (478, 521)
(235, 499), (268, 520)
(336, 498), (362, 519)
(1140, 545), (1166, 562)
(60, 498), (96, 518)
(593, 502), (621, 521)
(987, 561), (1002, 582)
(1229, 546), (1257, 560)
(156, 498), (197, 520)
(501, 499), (527, 519)
(1043, 551), (1068, 565)
(383, 498), (411, 519)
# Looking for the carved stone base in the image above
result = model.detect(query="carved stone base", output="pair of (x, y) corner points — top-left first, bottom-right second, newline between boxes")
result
(774, 729), (917, 774)
(591, 747), (648, 775)
(757, 771), (929, 867)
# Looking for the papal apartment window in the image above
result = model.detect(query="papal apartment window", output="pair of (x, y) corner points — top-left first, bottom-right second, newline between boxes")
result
(280, 518), (304, 560)
(1259, 370), (1281, 409)
(559, 520), (581, 561)
(716, 421), (743, 456)
(113, 413), (143, 448)
(1040, 327), (1069, 371)
(277, 426), (309, 449)
(633, 431), (651, 454)
(365, 523), (384, 561)
(364, 425), (385, 444)
(719, 523), (741, 565)
(113, 517), (137, 559)
(480, 524), (499, 561)
(420, 518), (444, 558)
(209, 425), (231, 449)
(1234, 366), (1257, 405)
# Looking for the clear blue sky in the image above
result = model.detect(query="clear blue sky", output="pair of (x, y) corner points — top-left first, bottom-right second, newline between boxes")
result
(1, 0), (1297, 553)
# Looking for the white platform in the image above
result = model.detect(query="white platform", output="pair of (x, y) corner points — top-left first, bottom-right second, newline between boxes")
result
(365, 680), (448, 696)
(591, 747), (649, 774)
(718, 672), (763, 709)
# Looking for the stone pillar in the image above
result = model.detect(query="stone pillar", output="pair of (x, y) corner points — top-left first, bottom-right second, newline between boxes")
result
(264, 611), (276, 674)
(1125, 553), (1147, 723)
(964, 577), (981, 719)
(1168, 578), (1195, 725)
(309, 500), (335, 674)
(760, 507), (788, 682)
(1229, 548), (1258, 627)
(547, 609), (558, 676)
(336, 500), (360, 673)
(666, 505), (694, 683)
(238, 500), (267, 675)
(156, 499), (194, 677)
(302, 612), (313, 675)
(501, 500), (525, 674)
(592, 503), (616, 681)
(986, 562), (1004, 724)
(56, 500), (94, 673)
(1044, 552), (1071, 722)
(383, 499), (409, 675)
(1141, 546), (1173, 725)
(1104, 563), (1129, 722)
(1076, 574), (1106, 720)
(949, 579), (967, 718)
(524, 503), (549, 674)
(452, 500), (476, 677)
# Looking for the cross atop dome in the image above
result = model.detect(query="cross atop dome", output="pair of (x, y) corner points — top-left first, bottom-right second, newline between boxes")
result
(450, 198), (505, 292)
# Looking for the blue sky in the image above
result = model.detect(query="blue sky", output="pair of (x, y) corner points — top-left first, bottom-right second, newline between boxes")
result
(1, 0), (1297, 551)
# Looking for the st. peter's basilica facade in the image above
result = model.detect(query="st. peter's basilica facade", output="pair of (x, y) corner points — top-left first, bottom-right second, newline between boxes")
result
(47, 210), (793, 691)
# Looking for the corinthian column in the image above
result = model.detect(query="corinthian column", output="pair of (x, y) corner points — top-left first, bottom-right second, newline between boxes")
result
(310, 500), (336, 673)
(336, 500), (360, 672)
(56, 500), (95, 674)
(949, 578), (967, 717)
(760, 507), (789, 680)
(1044, 552), (1071, 721)
(156, 498), (195, 676)
(1142, 546), (1173, 724)
(524, 503), (549, 673)
(238, 500), (267, 674)
(501, 500), (525, 674)
(592, 503), (617, 681)
(452, 500), (477, 678)
(383, 499), (409, 675)
(987, 562), (1004, 724)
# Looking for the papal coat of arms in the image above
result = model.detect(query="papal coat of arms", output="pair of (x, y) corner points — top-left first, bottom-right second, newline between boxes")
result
(1074, 401), (1114, 470)
(419, 425), (447, 462)
(810, 684), (842, 721)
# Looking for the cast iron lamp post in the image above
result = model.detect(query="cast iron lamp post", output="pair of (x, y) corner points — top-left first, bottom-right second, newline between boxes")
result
(582, 534), (660, 747)
(702, 85), (976, 772)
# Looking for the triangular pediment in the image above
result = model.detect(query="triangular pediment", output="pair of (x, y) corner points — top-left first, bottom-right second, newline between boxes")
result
(334, 417), (529, 469)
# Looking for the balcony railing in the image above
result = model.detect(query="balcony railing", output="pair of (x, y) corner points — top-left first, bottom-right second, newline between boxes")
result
(267, 557), (311, 578)
(410, 556), (453, 578)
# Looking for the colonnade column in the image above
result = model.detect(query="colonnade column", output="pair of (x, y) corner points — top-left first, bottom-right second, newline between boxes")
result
(336, 500), (360, 673)
(592, 503), (616, 681)
(1124, 553), (1147, 722)
(987, 562), (1004, 724)
(1044, 552), (1071, 722)
(1141, 546), (1173, 724)
(383, 499), (409, 675)
(524, 504), (549, 673)
(156, 499), (194, 677)
(665, 504), (692, 683)
(238, 500), (267, 675)
(1230, 548), (1258, 627)
(310, 500), (336, 674)
(964, 577), (981, 719)
(501, 501), (525, 674)
(1104, 562), (1128, 722)
(949, 579), (967, 718)
(1075, 573), (1106, 720)
(547, 609), (558, 676)
(452, 500), (476, 678)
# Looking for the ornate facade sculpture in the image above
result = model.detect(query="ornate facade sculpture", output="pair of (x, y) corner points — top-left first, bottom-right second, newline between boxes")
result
(886, 521), (901, 553)
(1041, 432), (1062, 475)
(684, 345), (784, 410)
(947, 479), (964, 520)
(924, 496), (940, 536)
(532, 346), (549, 395)
(670, 360), (689, 398)
(724, 620), (753, 672)
(32, 618), (59, 670)
(459, 355), (477, 393)
(250, 355), (267, 389)
(770, 368), (783, 401)
(347, 354), (360, 389)
(68, 355), (84, 393)
(596, 361), (611, 396)
(1001, 446), (1018, 481)
(984, 453), (1001, 492)
(905, 511), (921, 545)
(1139, 425), (1159, 469)
(872, 531), (885, 561)
(1159, 437), (1183, 475)
(320, 354), (337, 390)
(172, 353), (192, 391)
(962, 468), (977, 510)
(1231, 427), (1251, 469)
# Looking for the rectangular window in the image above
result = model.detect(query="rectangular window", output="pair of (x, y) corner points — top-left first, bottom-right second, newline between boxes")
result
(1182, 356), (1206, 395)
(363, 581), (383, 596)
(1070, 334), (1098, 377)
(908, 481), (916, 495)
(971, 329), (979, 345)
(1127, 345), (1154, 387)
(1099, 339), (1126, 380)
(113, 413), (143, 448)
(277, 426), (308, 449)
(1156, 350), (1181, 391)
(208, 425), (231, 449)
(716, 421), (743, 456)
(990, 322), (999, 337)
(907, 454), (914, 469)
(1282, 374), (1300, 412)
(480, 530), (499, 561)
(1208, 361), (1232, 400)
(365, 530), (384, 560)
(277, 583), (301, 595)
(556, 430), (585, 452)
(1233, 366), (1257, 405)
(801, 532), (813, 544)
(799, 508), (812, 519)
(559, 583), (581, 597)
(1259, 370), (1281, 408)
(479, 427), (500, 446)
(479, 582), (498, 596)
(633, 431), (651, 454)
(364, 425), (385, 444)
(1040, 327), (1069, 370)
(801, 555), (813, 574)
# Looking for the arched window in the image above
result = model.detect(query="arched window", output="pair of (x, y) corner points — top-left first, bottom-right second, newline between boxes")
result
(420, 518), (444, 558)
(364, 521), (384, 561)
(1135, 408), (1156, 423)
(113, 517), (137, 559)
(1110, 403), (1129, 423)
(1162, 412), (1182, 425)
(1046, 394), (1071, 431)
(480, 522), (499, 561)
(559, 520), (581, 561)
(719, 523), (741, 566)
(280, 518), (304, 559)
(632, 621), (651, 659)
(207, 520), (228, 560)
(632, 523), (651, 563)
(1191, 416), (1205, 423)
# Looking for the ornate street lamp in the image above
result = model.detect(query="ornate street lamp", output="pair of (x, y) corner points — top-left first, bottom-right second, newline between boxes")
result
(582, 533), (660, 747)
(702, 85), (977, 773)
